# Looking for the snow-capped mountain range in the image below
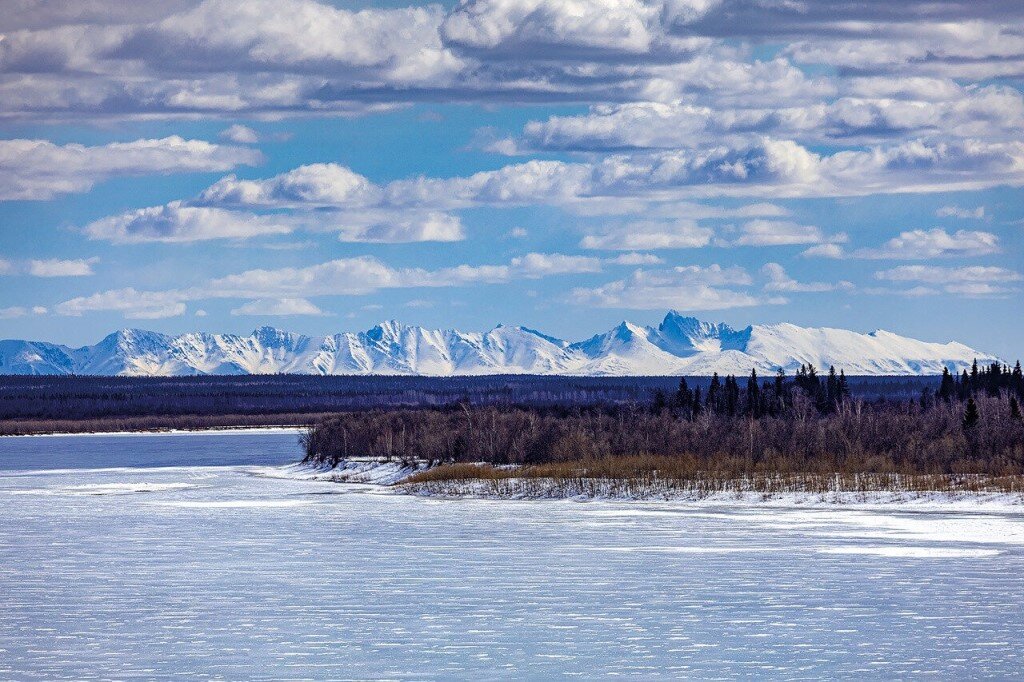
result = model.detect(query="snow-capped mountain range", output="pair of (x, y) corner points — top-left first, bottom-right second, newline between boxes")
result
(0, 312), (1000, 377)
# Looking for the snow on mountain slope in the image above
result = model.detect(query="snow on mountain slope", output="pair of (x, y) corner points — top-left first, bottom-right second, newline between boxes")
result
(0, 311), (1002, 377)
(0, 340), (76, 375)
(570, 321), (687, 375)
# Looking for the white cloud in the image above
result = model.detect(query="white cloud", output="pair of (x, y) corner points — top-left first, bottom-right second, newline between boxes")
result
(570, 264), (779, 311)
(220, 124), (260, 144)
(56, 288), (188, 319)
(197, 164), (381, 208)
(92, 137), (1024, 249)
(52, 251), (623, 319)
(83, 202), (293, 243)
(0, 259), (15, 275)
(608, 252), (664, 265)
(581, 219), (713, 250)
(875, 265), (1021, 284)
(27, 257), (98, 277)
(871, 264), (1021, 298)
(508, 252), (603, 278)
(0, 306), (31, 319)
(854, 228), (1000, 259)
(800, 243), (845, 259)
(732, 220), (835, 247)
(335, 212), (464, 243)
(0, 137), (261, 200)
(441, 0), (668, 55)
(507, 86), (1024, 152)
(761, 262), (852, 293)
(2, 0), (1021, 132)
(230, 298), (327, 316)
(936, 205), (986, 219)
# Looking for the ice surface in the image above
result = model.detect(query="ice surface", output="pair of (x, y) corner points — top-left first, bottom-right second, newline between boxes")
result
(1, 432), (1023, 679)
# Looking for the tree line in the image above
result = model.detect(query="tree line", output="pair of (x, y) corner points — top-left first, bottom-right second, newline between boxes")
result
(1, 372), (948, 433)
(303, 361), (1024, 477)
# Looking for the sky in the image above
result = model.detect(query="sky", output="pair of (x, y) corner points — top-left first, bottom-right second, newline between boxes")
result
(0, 0), (1022, 358)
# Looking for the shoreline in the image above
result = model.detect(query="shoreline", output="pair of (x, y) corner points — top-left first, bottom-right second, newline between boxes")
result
(1, 425), (307, 438)
(268, 460), (1024, 512)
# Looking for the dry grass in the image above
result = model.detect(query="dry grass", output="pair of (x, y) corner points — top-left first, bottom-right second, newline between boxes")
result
(400, 456), (1024, 499)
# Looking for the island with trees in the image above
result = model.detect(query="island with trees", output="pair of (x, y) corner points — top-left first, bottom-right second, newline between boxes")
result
(301, 361), (1024, 499)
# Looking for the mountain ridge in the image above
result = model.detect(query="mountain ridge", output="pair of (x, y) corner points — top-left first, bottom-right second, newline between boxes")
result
(0, 311), (1001, 377)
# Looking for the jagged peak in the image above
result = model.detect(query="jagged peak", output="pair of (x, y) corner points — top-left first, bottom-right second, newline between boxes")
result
(1, 312), (1002, 377)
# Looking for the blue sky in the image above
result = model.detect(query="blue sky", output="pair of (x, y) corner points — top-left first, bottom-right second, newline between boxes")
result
(1, 0), (1022, 358)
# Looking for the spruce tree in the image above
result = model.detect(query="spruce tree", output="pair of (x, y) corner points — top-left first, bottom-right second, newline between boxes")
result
(675, 376), (692, 415)
(826, 366), (839, 408)
(838, 369), (850, 399)
(1011, 396), (1022, 421)
(962, 398), (980, 431)
(707, 373), (721, 413)
(746, 369), (760, 417)
(651, 388), (668, 414)
(938, 367), (955, 401)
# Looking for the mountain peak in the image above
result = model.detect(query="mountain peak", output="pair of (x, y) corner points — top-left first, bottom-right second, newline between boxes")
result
(0, 312), (1001, 377)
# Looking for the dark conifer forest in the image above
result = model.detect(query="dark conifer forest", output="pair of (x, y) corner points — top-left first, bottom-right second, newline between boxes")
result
(0, 371), (967, 434)
(301, 362), (1024, 482)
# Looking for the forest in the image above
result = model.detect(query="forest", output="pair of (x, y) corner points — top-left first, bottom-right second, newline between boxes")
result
(0, 372), (945, 434)
(301, 361), (1024, 492)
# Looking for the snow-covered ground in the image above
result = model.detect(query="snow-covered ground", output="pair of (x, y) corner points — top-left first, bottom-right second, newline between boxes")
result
(2, 432), (1023, 678)
(257, 459), (427, 486)
(275, 459), (1024, 513)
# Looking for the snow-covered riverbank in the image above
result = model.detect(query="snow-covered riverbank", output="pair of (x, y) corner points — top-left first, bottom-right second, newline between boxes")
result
(267, 460), (1024, 512)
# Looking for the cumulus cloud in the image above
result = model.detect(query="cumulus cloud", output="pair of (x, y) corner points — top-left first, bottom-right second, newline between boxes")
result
(56, 288), (188, 319)
(1, 0), (1021, 132)
(220, 124), (260, 144)
(197, 164), (381, 208)
(872, 264), (1020, 297)
(854, 228), (1000, 259)
(455, 138), (1024, 201)
(505, 86), (1024, 153)
(74, 130), (1024, 253)
(580, 219), (713, 250)
(0, 305), (48, 319)
(230, 298), (327, 316)
(334, 212), (465, 243)
(0, 137), (261, 200)
(731, 220), (837, 247)
(83, 203), (293, 243)
(569, 264), (780, 311)
(804, 228), (1003, 260)
(875, 265), (1022, 284)
(608, 252), (664, 265)
(800, 243), (845, 259)
(27, 257), (98, 277)
(761, 263), (853, 293)
(54, 252), (617, 319)
(0, 257), (99, 277)
(94, 137), (1024, 245)
(936, 205), (986, 219)
(508, 252), (603, 278)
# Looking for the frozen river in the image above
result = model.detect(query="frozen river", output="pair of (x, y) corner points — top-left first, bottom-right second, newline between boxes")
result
(1, 431), (1023, 679)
